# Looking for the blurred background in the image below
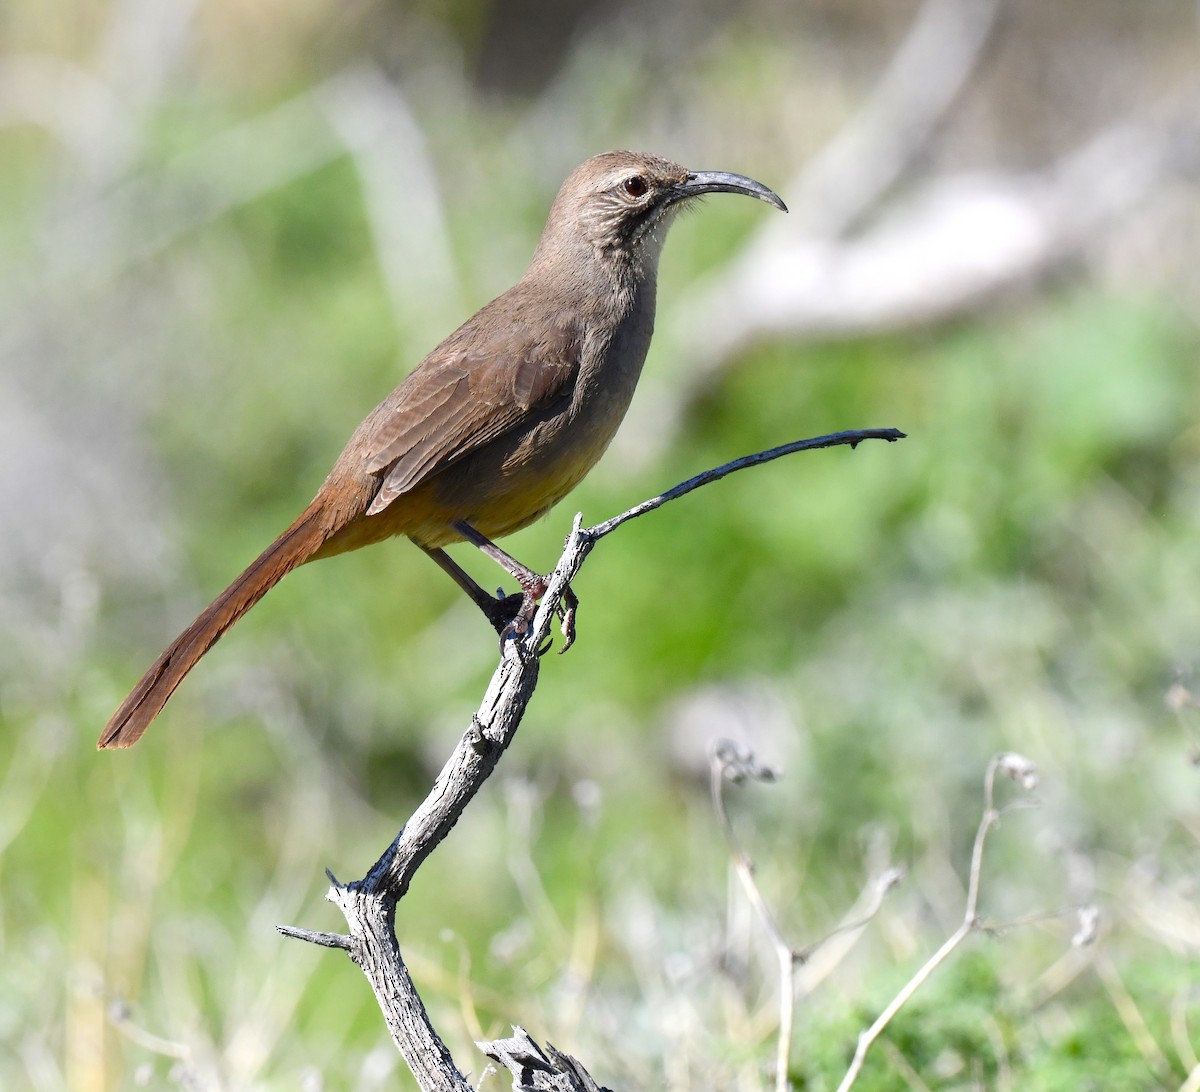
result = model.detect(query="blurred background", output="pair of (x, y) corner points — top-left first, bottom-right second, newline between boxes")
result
(3, 0), (1200, 1087)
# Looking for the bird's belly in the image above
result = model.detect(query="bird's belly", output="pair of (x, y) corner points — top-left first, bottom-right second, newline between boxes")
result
(328, 302), (653, 554)
(431, 410), (619, 543)
(313, 407), (623, 557)
(425, 323), (649, 546)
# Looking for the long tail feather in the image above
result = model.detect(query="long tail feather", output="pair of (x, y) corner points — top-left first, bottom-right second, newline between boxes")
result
(98, 506), (329, 749)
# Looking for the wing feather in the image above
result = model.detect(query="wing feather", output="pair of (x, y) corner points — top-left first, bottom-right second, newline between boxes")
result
(363, 318), (581, 516)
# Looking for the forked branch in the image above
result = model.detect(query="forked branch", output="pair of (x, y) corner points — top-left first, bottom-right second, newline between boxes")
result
(276, 427), (905, 1091)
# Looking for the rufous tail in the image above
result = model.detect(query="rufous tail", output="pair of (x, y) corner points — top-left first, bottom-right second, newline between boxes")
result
(98, 504), (330, 749)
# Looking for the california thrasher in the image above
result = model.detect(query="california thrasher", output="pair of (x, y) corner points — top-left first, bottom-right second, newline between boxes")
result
(99, 150), (786, 749)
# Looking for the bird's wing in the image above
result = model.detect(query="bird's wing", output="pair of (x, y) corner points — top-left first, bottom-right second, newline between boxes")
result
(363, 319), (582, 515)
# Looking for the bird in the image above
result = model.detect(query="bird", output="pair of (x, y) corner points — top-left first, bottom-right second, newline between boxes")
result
(99, 150), (786, 749)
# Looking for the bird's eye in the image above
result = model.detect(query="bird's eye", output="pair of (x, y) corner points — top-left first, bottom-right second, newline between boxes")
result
(623, 175), (648, 199)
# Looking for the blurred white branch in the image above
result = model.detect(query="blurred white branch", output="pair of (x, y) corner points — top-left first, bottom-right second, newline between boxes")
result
(317, 66), (464, 329)
(789, 0), (1006, 238)
(8, 62), (451, 310)
(0, 54), (135, 171)
(671, 89), (1200, 382)
(35, 89), (347, 287)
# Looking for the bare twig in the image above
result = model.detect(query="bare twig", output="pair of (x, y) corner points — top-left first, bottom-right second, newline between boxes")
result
(274, 925), (352, 951)
(278, 428), (905, 1091)
(588, 428), (904, 540)
(836, 753), (1039, 1092)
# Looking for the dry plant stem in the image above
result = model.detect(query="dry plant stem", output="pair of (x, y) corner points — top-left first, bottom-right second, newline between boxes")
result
(710, 743), (902, 1092)
(1094, 950), (1172, 1077)
(836, 755), (1025, 1092)
(278, 427), (905, 1092)
(709, 755), (794, 1092)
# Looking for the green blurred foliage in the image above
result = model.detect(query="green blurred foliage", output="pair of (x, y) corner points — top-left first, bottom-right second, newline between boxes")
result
(3, 3), (1200, 1089)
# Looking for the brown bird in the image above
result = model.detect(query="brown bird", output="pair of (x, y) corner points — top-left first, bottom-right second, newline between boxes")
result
(99, 150), (786, 749)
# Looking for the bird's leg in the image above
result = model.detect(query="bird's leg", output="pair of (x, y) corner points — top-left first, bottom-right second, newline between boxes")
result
(420, 546), (523, 635)
(451, 521), (578, 650)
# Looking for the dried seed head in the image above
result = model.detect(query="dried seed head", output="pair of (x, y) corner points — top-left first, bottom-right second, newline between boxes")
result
(996, 752), (1038, 791)
(709, 738), (778, 784)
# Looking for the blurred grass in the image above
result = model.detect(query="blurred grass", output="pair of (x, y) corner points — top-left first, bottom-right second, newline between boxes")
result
(3, 6), (1200, 1089)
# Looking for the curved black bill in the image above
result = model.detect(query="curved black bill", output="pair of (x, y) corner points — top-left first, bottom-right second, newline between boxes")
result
(677, 170), (787, 213)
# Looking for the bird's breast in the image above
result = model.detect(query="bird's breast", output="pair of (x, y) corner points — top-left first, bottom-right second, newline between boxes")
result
(417, 287), (657, 544)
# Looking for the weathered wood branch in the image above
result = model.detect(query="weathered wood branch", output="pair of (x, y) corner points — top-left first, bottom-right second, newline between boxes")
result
(479, 1027), (613, 1092)
(277, 427), (905, 1091)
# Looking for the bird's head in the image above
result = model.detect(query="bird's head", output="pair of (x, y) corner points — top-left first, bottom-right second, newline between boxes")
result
(534, 150), (786, 275)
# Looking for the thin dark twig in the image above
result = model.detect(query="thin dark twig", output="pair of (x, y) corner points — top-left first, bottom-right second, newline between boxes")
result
(587, 428), (905, 540)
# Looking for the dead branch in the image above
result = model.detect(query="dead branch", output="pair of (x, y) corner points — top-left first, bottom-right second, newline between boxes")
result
(478, 1027), (613, 1092)
(276, 427), (904, 1091)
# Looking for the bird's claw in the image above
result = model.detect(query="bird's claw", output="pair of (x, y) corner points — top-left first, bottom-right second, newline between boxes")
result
(484, 592), (526, 637)
(556, 587), (579, 654)
(493, 579), (579, 655)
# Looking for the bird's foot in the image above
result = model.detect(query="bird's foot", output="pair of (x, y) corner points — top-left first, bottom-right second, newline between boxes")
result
(501, 574), (549, 648)
(482, 591), (525, 635)
(495, 576), (578, 655)
(556, 586), (579, 654)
